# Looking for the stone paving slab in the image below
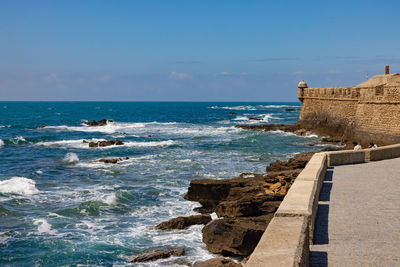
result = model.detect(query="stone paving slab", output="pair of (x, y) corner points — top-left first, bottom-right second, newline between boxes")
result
(310, 158), (400, 267)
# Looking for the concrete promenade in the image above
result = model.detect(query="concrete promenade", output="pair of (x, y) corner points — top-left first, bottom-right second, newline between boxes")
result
(310, 158), (400, 266)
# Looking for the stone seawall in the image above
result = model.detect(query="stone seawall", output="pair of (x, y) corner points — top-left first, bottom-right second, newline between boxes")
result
(298, 84), (400, 145)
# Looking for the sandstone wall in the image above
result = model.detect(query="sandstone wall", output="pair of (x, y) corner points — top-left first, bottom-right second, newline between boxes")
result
(299, 85), (400, 145)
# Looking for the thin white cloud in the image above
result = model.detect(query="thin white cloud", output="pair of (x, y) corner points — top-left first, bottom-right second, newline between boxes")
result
(169, 72), (192, 80)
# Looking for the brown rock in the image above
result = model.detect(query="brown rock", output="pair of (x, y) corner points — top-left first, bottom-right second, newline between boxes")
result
(92, 157), (129, 164)
(193, 257), (242, 267)
(202, 215), (273, 256)
(248, 117), (262, 121)
(215, 195), (282, 218)
(169, 259), (192, 266)
(131, 247), (185, 263)
(39, 125), (46, 128)
(269, 182), (282, 191)
(88, 140), (124, 147)
(84, 119), (111, 126)
(266, 152), (314, 172)
(155, 214), (212, 230)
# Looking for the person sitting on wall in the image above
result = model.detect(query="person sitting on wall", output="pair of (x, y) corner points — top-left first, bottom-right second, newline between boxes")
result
(353, 142), (362, 150)
(369, 142), (378, 148)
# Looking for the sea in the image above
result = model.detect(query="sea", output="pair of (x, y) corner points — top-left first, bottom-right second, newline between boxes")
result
(0, 102), (323, 266)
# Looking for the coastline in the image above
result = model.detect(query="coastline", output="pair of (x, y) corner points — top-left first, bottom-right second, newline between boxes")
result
(146, 122), (349, 266)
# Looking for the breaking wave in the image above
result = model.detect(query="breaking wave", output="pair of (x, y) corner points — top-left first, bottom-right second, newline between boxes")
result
(0, 177), (39, 195)
(63, 152), (79, 164)
(209, 105), (299, 110)
(36, 139), (177, 149)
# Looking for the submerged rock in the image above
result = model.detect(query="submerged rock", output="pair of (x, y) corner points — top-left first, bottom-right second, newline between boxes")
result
(131, 247), (185, 263)
(193, 257), (242, 267)
(155, 214), (212, 230)
(84, 119), (112, 126)
(88, 140), (123, 147)
(89, 157), (129, 164)
(202, 215), (273, 256)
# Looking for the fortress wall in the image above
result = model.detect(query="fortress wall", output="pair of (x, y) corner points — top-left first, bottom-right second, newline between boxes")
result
(299, 87), (359, 124)
(299, 85), (400, 144)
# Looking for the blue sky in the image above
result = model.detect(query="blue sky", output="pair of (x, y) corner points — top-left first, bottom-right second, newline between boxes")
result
(1, 0), (399, 101)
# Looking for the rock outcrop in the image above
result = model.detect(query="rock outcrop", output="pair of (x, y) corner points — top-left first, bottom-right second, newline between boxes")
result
(84, 119), (113, 126)
(131, 247), (185, 263)
(90, 157), (129, 164)
(156, 214), (212, 230)
(193, 257), (242, 267)
(88, 140), (123, 147)
(183, 151), (316, 258)
(202, 215), (274, 256)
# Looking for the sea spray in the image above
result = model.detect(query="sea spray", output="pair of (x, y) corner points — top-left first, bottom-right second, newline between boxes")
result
(63, 152), (79, 164)
(0, 177), (39, 195)
(33, 219), (56, 235)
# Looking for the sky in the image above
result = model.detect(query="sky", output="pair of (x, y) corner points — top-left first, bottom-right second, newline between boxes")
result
(1, 0), (400, 101)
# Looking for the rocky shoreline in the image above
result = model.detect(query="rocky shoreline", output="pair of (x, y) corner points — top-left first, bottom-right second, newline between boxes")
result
(59, 119), (349, 265)
(133, 122), (351, 266)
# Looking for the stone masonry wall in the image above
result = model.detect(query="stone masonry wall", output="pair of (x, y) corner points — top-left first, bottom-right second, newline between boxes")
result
(299, 85), (400, 144)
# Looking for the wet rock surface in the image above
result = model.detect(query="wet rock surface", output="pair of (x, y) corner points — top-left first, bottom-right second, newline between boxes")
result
(155, 214), (212, 230)
(84, 119), (113, 126)
(90, 157), (129, 164)
(193, 257), (242, 267)
(131, 247), (185, 263)
(88, 140), (123, 147)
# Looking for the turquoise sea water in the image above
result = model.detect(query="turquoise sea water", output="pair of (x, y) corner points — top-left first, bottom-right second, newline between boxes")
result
(0, 102), (321, 266)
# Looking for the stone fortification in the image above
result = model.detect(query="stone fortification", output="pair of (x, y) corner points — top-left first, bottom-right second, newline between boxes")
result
(298, 66), (400, 145)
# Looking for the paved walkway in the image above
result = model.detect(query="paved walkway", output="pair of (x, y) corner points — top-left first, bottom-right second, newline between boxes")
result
(310, 158), (400, 267)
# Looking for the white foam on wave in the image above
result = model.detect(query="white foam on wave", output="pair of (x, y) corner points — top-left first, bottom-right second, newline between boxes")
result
(63, 152), (79, 164)
(209, 104), (299, 110)
(76, 155), (156, 169)
(0, 139), (3, 147)
(0, 177), (39, 195)
(209, 105), (257, 110)
(44, 121), (242, 140)
(36, 138), (177, 149)
(269, 130), (319, 138)
(33, 218), (56, 235)
(9, 136), (26, 144)
(44, 121), (177, 134)
(232, 114), (276, 123)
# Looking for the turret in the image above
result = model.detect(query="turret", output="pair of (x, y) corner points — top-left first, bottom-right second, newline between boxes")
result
(385, 65), (389, 75)
(298, 80), (308, 101)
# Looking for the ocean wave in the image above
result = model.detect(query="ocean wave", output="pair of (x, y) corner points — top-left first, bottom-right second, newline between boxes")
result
(0, 177), (39, 195)
(33, 218), (57, 235)
(43, 121), (177, 134)
(209, 104), (299, 110)
(269, 130), (319, 138)
(232, 114), (276, 123)
(0, 139), (3, 147)
(9, 136), (27, 144)
(43, 121), (242, 139)
(36, 139), (176, 149)
(62, 152), (79, 164)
